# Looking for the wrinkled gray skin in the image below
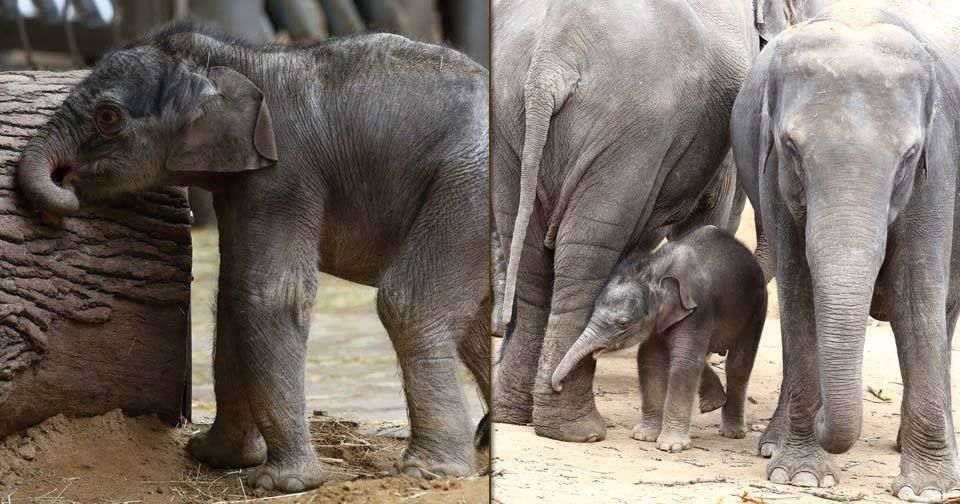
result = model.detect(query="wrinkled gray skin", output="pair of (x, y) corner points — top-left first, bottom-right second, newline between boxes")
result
(17, 22), (489, 493)
(731, 2), (960, 500)
(551, 226), (766, 452)
(492, 0), (767, 443)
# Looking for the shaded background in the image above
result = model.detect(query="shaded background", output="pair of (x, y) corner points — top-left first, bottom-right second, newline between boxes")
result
(0, 0), (487, 427)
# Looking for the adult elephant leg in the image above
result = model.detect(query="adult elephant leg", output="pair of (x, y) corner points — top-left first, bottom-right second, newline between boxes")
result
(494, 205), (553, 425)
(766, 211), (838, 487)
(186, 210), (266, 467)
(531, 196), (637, 442)
(884, 244), (960, 501)
(670, 153), (738, 239)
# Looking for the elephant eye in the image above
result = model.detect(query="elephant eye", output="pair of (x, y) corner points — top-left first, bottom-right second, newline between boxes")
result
(94, 103), (126, 137)
(613, 317), (630, 330)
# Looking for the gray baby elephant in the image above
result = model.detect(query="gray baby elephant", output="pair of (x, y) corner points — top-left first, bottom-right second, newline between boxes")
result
(551, 226), (766, 452)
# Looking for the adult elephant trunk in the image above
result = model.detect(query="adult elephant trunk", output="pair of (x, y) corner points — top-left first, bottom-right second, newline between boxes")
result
(806, 202), (886, 454)
(17, 115), (80, 216)
(551, 323), (604, 392)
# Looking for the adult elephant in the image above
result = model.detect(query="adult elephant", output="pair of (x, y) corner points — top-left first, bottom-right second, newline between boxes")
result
(493, 0), (771, 442)
(731, 1), (960, 500)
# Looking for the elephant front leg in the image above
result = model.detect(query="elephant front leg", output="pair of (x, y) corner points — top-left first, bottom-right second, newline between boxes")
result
(186, 290), (266, 468)
(766, 220), (838, 488)
(531, 219), (636, 442)
(227, 261), (322, 492)
(886, 264), (960, 502)
(632, 340), (667, 443)
(656, 332), (711, 453)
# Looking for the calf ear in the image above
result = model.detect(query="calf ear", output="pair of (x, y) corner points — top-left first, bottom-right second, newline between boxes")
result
(656, 276), (697, 333)
(167, 66), (278, 173)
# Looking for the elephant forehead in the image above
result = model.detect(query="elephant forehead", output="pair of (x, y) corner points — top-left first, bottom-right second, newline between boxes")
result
(777, 22), (930, 82)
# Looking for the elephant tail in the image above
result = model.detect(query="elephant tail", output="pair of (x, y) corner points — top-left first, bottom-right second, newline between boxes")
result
(499, 54), (577, 339)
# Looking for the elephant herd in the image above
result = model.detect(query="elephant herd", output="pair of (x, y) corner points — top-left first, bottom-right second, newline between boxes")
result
(493, 0), (960, 501)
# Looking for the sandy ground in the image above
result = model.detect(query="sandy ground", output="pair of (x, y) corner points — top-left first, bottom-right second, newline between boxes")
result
(491, 206), (960, 503)
(0, 410), (488, 503)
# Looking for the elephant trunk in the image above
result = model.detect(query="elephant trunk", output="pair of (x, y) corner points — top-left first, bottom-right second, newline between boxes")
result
(17, 117), (80, 216)
(552, 323), (604, 392)
(807, 205), (886, 454)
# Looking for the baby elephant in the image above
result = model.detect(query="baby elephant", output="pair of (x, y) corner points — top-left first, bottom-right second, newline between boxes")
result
(551, 225), (766, 452)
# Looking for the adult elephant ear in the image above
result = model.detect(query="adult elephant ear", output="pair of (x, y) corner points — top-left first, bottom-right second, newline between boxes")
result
(755, 0), (826, 43)
(656, 276), (697, 333)
(755, 0), (791, 42)
(167, 66), (278, 173)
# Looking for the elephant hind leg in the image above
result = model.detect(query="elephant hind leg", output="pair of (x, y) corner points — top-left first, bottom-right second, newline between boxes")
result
(698, 363), (726, 414)
(721, 312), (764, 440)
(456, 296), (492, 449)
(377, 281), (477, 478)
(376, 186), (486, 478)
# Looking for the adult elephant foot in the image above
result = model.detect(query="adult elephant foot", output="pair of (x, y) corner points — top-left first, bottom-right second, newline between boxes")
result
(391, 448), (475, 479)
(891, 456), (960, 502)
(767, 443), (839, 488)
(187, 425), (267, 469)
(493, 372), (534, 424)
(532, 402), (606, 442)
(246, 454), (323, 492)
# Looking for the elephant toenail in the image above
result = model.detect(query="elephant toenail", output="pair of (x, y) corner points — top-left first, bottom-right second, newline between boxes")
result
(820, 475), (836, 487)
(255, 475), (275, 490)
(282, 478), (305, 492)
(897, 486), (917, 501)
(919, 489), (942, 501)
(760, 443), (776, 458)
(791, 471), (819, 487)
(769, 467), (789, 484)
(405, 467), (423, 478)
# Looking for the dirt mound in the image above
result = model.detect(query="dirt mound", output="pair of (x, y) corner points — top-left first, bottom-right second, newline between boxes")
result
(0, 411), (489, 503)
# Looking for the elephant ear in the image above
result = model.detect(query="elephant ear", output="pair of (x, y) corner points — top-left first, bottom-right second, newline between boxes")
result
(166, 66), (278, 173)
(756, 0), (791, 43)
(656, 276), (697, 333)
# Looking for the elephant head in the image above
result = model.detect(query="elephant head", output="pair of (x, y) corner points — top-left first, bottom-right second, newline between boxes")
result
(17, 26), (277, 222)
(551, 263), (697, 392)
(730, 15), (958, 454)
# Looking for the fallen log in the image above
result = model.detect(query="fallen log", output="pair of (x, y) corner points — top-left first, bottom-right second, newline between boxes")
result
(0, 70), (192, 436)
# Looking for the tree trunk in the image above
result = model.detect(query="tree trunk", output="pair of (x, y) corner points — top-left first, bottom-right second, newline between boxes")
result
(0, 71), (192, 436)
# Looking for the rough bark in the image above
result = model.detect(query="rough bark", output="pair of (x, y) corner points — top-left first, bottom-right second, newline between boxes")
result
(0, 71), (192, 436)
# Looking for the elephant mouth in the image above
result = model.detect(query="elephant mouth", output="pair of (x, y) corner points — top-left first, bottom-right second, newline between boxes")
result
(591, 347), (607, 359)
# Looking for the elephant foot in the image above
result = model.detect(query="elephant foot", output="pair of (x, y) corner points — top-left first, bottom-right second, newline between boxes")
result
(699, 393), (726, 414)
(246, 454), (323, 493)
(759, 413), (787, 458)
(891, 457), (960, 502)
(492, 378), (533, 425)
(655, 430), (692, 453)
(532, 404), (606, 442)
(187, 426), (267, 469)
(767, 443), (839, 488)
(391, 449), (475, 479)
(631, 421), (661, 442)
(719, 413), (747, 439)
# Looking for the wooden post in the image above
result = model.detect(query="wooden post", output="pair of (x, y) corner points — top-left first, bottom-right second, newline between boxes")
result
(0, 71), (192, 436)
